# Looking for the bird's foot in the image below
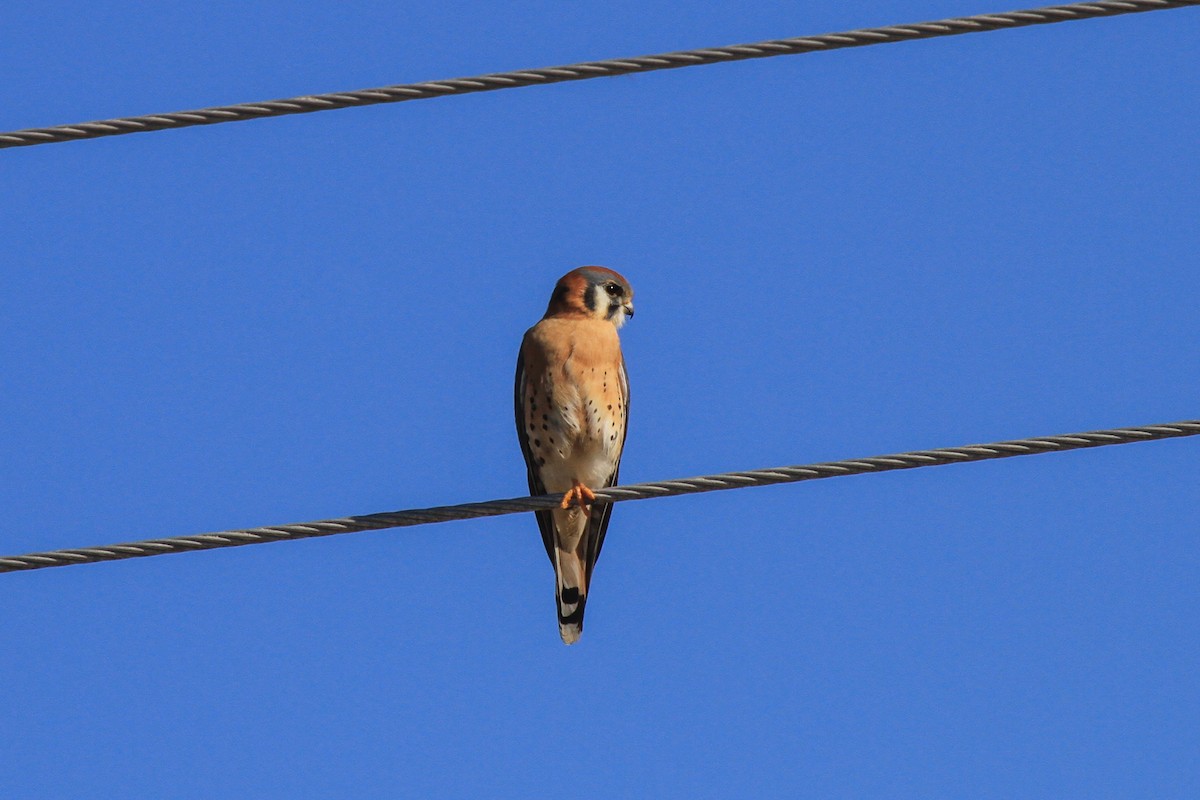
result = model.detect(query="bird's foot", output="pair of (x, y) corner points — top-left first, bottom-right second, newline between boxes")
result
(560, 482), (596, 513)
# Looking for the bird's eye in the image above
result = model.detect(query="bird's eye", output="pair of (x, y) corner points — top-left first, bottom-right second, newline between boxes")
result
(605, 283), (622, 297)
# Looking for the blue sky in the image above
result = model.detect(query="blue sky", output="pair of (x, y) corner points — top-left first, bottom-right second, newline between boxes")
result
(2, 2), (1198, 797)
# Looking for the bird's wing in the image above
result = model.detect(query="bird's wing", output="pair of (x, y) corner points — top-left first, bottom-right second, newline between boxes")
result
(584, 354), (629, 583)
(514, 345), (556, 564)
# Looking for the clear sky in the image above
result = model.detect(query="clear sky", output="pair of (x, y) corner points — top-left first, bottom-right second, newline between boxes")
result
(3, 2), (1198, 797)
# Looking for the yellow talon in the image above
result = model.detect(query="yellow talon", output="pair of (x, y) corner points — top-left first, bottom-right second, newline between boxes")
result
(560, 482), (597, 512)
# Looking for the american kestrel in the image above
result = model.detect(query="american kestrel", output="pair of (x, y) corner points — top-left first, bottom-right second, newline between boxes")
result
(515, 266), (634, 644)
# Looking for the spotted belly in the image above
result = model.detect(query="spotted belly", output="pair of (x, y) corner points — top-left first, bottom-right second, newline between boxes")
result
(523, 385), (623, 492)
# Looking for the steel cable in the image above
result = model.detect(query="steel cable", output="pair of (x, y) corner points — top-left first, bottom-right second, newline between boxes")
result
(1, 419), (1195, 574)
(2, 0), (1197, 150)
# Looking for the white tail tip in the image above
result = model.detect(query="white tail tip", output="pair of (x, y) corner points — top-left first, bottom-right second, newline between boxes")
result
(559, 623), (582, 645)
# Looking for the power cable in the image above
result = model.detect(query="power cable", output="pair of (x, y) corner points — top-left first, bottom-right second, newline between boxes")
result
(2, 419), (1195, 574)
(2, 0), (1196, 150)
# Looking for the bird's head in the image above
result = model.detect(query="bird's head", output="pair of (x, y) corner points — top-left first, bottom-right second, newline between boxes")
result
(544, 266), (635, 328)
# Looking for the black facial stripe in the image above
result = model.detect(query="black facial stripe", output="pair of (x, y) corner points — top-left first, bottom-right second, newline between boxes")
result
(584, 284), (597, 311)
(605, 302), (621, 319)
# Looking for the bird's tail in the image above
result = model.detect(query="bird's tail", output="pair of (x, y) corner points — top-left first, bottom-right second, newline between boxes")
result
(554, 546), (588, 645)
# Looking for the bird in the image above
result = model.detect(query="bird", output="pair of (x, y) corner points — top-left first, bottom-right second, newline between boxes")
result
(515, 266), (634, 644)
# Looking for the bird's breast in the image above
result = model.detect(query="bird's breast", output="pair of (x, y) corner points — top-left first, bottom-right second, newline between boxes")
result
(522, 318), (626, 489)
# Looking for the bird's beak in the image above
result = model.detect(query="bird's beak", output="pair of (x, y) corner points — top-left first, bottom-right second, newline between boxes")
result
(623, 303), (635, 319)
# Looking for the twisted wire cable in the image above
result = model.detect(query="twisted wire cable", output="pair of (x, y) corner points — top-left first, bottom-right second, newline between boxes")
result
(1, 420), (1195, 574)
(2, 0), (1197, 150)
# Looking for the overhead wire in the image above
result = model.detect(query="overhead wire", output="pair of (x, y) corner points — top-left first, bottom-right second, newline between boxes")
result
(1, 0), (1197, 150)
(1, 420), (1195, 574)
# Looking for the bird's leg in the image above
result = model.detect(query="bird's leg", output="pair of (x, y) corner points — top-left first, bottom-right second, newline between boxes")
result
(560, 481), (597, 513)
(560, 486), (579, 509)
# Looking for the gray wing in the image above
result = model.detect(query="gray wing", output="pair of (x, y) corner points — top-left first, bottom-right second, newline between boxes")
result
(584, 357), (628, 582)
(514, 347), (556, 563)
